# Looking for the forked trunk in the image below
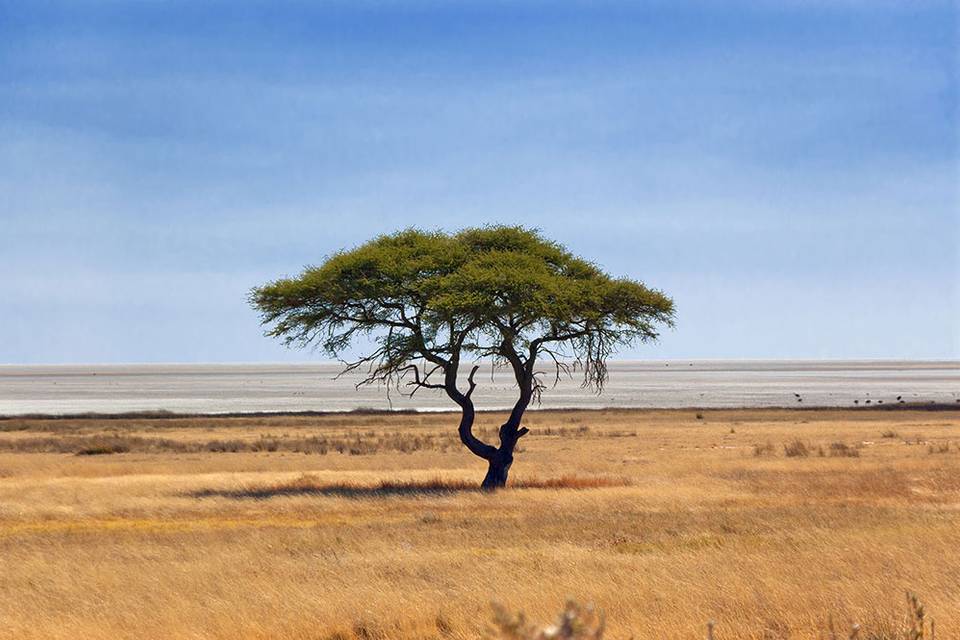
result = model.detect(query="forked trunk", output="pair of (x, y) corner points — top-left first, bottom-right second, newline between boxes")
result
(448, 372), (529, 491)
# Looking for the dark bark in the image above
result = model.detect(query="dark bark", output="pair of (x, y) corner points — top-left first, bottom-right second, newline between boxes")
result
(445, 358), (533, 491)
(445, 365), (497, 462)
(481, 450), (513, 490)
(480, 397), (531, 490)
(455, 399), (496, 461)
(446, 392), (531, 491)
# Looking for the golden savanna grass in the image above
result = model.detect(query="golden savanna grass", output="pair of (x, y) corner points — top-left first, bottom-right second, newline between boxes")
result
(0, 408), (958, 639)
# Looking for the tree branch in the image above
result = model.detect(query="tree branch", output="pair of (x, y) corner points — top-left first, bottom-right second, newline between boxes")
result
(465, 364), (480, 399)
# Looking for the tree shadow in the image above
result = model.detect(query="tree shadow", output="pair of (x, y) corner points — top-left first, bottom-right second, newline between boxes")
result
(189, 478), (481, 500)
(188, 474), (629, 501)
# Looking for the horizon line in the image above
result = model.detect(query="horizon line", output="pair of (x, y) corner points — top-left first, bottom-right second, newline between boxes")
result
(2, 357), (959, 368)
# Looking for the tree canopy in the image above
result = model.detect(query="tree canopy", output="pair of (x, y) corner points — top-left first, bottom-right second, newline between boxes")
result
(251, 225), (674, 488)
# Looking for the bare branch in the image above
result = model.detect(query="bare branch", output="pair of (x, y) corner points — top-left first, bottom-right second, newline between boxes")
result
(465, 364), (481, 399)
(402, 363), (447, 396)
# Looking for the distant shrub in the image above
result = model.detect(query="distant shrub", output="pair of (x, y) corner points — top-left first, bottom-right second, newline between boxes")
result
(1, 435), (182, 455)
(783, 439), (810, 458)
(928, 442), (951, 455)
(752, 442), (776, 457)
(349, 407), (383, 415)
(204, 439), (245, 453)
(76, 443), (129, 456)
(538, 426), (591, 438)
(252, 436), (280, 452)
(348, 406), (418, 415)
(828, 442), (860, 458)
(881, 430), (899, 439)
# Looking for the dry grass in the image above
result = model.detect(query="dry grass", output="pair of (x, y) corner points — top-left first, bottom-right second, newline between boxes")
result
(495, 592), (938, 639)
(0, 408), (958, 639)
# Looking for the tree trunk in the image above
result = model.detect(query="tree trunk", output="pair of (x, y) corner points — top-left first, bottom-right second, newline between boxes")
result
(480, 416), (529, 491)
(446, 371), (529, 491)
(481, 447), (515, 490)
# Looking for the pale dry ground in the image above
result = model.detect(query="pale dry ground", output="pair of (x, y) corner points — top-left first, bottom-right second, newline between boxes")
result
(0, 408), (958, 639)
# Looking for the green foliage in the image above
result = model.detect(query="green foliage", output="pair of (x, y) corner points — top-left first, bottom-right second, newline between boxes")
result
(250, 226), (674, 400)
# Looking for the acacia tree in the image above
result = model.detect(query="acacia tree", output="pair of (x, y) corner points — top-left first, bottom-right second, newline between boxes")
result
(250, 226), (674, 489)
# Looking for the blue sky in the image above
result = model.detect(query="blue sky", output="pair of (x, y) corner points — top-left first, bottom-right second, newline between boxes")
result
(1, 0), (957, 363)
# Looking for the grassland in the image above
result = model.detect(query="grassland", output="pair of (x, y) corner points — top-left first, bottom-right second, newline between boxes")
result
(0, 408), (958, 639)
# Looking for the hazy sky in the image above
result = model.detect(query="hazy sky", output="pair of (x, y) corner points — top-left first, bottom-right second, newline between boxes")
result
(1, 0), (958, 364)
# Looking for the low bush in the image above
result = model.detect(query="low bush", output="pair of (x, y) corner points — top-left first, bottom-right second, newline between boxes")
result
(828, 442), (861, 458)
(783, 439), (810, 457)
(753, 442), (776, 457)
(76, 443), (130, 456)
